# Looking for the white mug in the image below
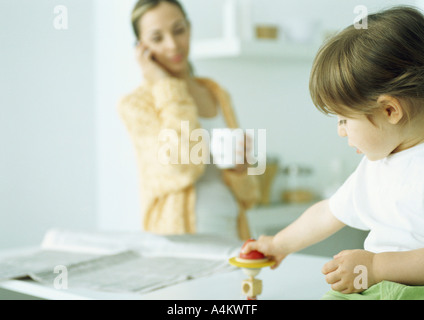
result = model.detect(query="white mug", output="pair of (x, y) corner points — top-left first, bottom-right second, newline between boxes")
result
(211, 128), (245, 169)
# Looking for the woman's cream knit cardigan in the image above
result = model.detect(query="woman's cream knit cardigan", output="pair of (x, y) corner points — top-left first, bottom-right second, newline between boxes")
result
(118, 77), (260, 240)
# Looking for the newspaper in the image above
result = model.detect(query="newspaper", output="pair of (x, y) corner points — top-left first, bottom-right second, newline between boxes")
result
(0, 229), (242, 294)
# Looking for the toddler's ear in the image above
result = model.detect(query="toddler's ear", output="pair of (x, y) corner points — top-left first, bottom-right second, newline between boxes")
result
(377, 95), (404, 124)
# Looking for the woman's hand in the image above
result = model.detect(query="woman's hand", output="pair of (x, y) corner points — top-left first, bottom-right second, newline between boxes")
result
(135, 43), (170, 83)
(231, 133), (253, 173)
(322, 249), (377, 294)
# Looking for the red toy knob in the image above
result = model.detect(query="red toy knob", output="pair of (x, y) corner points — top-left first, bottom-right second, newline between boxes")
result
(239, 239), (265, 260)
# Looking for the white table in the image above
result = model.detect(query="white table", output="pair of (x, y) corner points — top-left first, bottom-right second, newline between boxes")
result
(0, 250), (331, 300)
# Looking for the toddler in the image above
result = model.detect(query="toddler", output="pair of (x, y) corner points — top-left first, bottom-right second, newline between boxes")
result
(243, 6), (424, 300)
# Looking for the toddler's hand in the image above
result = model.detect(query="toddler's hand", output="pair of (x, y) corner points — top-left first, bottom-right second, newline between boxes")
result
(322, 249), (376, 294)
(241, 235), (288, 269)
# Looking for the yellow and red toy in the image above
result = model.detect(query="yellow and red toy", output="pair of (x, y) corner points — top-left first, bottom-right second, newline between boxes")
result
(229, 239), (275, 300)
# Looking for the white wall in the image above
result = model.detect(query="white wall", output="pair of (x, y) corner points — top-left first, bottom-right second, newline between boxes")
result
(94, 0), (142, 231)
(0, 0), (97, 249)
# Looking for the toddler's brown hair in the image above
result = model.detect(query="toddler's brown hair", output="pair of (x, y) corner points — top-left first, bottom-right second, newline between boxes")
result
(309, 6), (424, 123)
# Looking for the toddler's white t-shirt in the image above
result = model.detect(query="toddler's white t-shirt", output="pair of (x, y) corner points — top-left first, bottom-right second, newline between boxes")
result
(329, 143), (424, 253)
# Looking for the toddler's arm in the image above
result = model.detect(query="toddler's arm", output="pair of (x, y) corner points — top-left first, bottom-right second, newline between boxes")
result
(373, 248), (424, 286)
(243, 199), (345, 268)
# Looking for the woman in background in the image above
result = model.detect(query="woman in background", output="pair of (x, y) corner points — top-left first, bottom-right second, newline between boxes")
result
(118, 0), (260, 240)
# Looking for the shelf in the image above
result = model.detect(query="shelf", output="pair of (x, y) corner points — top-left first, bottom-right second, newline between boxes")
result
(189, 1), (320, 61)
(191, 37), (320, 61)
